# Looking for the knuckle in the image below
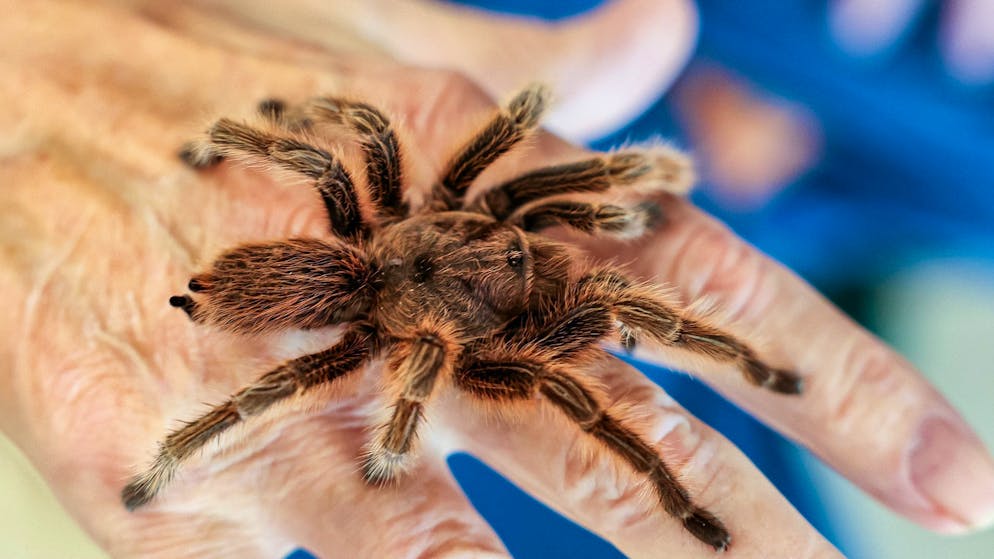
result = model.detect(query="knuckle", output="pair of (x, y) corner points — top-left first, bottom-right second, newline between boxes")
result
(280, 200), (331, 238)
(41, 343), (146, 437)
(816, 338), (916, 439)
(410, 69), (492, 130)
(413, 529), (507, 559)
(670, 222), (773, 325)
(559, 382), (724, 535)
(430, 69), (486, 101)
(390, 506), (506, 559)
(649, 403), (729, 509)
(680, 436), (735, 512)
(397, 69), (496, 180)
(560, 434), (658, 535)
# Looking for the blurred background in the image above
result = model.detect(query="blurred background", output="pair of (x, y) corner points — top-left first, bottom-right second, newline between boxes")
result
(3, 1), (992, 557)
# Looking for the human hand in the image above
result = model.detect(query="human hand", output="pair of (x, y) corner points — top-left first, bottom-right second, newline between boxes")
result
(2, 2), (992, 558)
(183, 0), (698, 142)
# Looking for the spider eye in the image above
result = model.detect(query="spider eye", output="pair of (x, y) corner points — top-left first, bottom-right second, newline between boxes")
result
(506, 251), (524, 268)
(413, 255), (433, 282)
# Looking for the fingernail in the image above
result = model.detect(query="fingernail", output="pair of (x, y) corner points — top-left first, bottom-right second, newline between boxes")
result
(910, 417), (994, 531)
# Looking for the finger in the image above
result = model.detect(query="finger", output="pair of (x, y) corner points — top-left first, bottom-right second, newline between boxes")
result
(438, 355), (843, 558)
(365, 0), (699, 142)
(579, 194), (994, 533)
(106, 361), (508, 557)
(227, 384), (510, 559)
(187, 0), (698, 142)
(828, 0), (925, 56)
(939, 0), (994, 84)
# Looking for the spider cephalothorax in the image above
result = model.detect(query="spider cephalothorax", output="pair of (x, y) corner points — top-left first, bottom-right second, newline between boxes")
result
(122, 86), (802, 552)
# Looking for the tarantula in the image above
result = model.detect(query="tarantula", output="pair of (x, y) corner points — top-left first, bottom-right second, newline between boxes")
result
(121, 85), (802, 552)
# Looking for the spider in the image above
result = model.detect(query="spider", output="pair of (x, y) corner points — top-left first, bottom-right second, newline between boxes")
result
(121, 84), (802, 552)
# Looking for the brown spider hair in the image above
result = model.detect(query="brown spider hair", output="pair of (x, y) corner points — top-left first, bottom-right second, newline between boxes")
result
(123, 85), (802, 552)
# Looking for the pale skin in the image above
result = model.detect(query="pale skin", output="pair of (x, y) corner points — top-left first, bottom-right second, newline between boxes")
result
(2, 1), (993, 558)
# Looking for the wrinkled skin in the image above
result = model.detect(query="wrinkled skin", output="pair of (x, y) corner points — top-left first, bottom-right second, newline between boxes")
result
(1, 2), (993, 558)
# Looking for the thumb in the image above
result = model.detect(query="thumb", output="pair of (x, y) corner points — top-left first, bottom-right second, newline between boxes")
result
(188, 0), (699, 142)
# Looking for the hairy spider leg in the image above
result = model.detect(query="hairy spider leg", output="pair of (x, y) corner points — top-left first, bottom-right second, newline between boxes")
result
(122, 329), (373, 510)
(447, 262), (803, 548)
(453, 348), (731, 552)
(194, 118), (368, 240)
(302, 98), (405, 218)
(432, 84), (549, 211)
(260, 97), (407, 219)
(473, 146), (694, 220)
(576, 270), (803, 393)
(362, 329), (458, 484)
(452, 269), (745, 550)
(515, 199), (661, 240)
